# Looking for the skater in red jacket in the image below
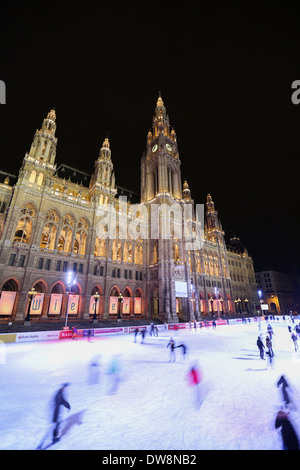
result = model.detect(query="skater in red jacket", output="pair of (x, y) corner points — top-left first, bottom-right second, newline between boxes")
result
(187, 363), (202, 407)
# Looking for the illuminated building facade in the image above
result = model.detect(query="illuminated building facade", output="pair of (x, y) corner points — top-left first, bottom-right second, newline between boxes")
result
(0, 97), (257, 322)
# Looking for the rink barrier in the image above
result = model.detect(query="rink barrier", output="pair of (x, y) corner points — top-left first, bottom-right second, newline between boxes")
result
(0, 317), (249, 343)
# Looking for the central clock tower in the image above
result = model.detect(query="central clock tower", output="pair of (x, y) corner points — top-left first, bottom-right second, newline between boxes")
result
(141, 95), (194, 323)
(141, 95), (182, 202)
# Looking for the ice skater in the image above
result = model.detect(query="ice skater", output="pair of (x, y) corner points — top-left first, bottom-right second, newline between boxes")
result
(133, 328), (139, 342)
(175, 342), (187, 360)
(265, 335), (274, 368)
(267, 323), (274, 339)
(277, 375), (295, 410)
(140, 328), (146, 344)
(107, 355), (121, 394)
(291, 332), (298, 352)
(187, 363), (203, 408)
(72, 325), (78, 340)
(52, 383), (71, 444)
(275, 408), (299, 450)
(87, 355), (101, 385)
(167, 337), (176, 362)
(256, 335), (265, 360)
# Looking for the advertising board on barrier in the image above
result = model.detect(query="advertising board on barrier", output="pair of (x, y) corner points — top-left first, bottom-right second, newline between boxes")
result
(94, 327), (124, 336)
(15, 330), (59, 342)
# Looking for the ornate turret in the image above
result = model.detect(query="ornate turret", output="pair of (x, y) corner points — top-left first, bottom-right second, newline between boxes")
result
(27, 109), (57, 164)
(182, 180), (191, 200)
(90, 137), (116, 197)
(205, 194), (224, 243)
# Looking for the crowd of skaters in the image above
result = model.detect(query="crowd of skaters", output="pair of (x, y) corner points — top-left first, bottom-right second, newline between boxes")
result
(38, 313), (300, 450)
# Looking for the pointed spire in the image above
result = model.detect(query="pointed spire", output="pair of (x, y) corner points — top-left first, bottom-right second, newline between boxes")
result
(47, 109), (56, 122)
(156, 92), (164, 108)
(206, 193), (215, 213)
(99, 137), (111, 160)
(182, 180), (191, 200)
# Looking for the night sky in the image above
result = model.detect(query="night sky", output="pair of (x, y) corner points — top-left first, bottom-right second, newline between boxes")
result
(1, 1), (300, 275)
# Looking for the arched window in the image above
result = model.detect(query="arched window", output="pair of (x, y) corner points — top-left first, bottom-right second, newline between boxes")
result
(173, 242), (179, 262)
(29, 170), (36, 184)
(37, 173), (44, 186)
(57, 213), (75, 253)
(13, 203), (36, 244)
(112, 239), (122, 262)
(124, 242), (133, 263)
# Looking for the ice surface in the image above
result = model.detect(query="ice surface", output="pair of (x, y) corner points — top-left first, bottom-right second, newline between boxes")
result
(1, 320), (300, 450)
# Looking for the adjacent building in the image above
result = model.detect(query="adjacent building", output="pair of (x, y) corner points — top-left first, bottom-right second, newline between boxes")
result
(255, 270), (297, 315)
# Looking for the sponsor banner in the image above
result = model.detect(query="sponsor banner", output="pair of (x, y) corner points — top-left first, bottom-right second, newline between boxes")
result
(175, 281), (188, 298)
(0, 291), (16, 316)
(67, 294), (79, 315)
(89, 295), (100, 315)
(48, 294), (63, 315)
(82, 329), (94, 337)
(16, 330), (59, 343)
(168, 323), (187, 330)
(30, 293), (44, 315)
(59, 330), (73, 339)
(109, 296), (118, 314)
(122, 297), (130, 314)
(134, 297), (142, 314)
(94, 327), (124, 336)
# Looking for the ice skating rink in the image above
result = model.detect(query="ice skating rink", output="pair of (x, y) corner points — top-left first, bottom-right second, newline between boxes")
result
(1, 320), (300, 450)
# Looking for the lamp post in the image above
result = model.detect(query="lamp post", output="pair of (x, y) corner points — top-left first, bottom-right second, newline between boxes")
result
(244, 297), (249, 314)
(117, 292), (123, 322)
(258, 289), (263, 316)
(24, 287), (37, 324)
(237, 297), (242, 314)
(92, 291), (100, 324)
(220, 297), (224, 317)
(209, 296), (214, 317)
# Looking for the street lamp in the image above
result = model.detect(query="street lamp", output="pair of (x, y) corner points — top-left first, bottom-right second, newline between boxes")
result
(237, 297), (242, 314)
(117, 292), (123, 322)
(258, 289), (263, 315)
(24, 287), (37, 323)
(209, 296), (214, 317)
(92, 291), (100, 323)
(220, 297), (224, 317)
(244, 297), (249, 314)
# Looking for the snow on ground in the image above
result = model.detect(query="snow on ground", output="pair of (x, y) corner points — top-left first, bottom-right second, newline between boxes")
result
(1, 319), (300, 450)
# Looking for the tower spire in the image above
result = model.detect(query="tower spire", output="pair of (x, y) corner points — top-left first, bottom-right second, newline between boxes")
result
(27, 109), (57, 164)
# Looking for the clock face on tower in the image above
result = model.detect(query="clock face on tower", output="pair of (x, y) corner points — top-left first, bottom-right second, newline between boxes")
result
(166, 143), (172, 152)
(152, 144), (158, 153)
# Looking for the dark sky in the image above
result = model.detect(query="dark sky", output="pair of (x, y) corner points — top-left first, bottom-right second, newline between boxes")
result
(1, 1), (300, 274)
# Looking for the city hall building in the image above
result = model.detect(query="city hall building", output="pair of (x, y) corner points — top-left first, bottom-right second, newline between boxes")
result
(0, 96), (257, 323)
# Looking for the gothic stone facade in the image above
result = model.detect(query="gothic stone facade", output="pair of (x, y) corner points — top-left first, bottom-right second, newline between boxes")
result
(0, 97), (257, 322)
